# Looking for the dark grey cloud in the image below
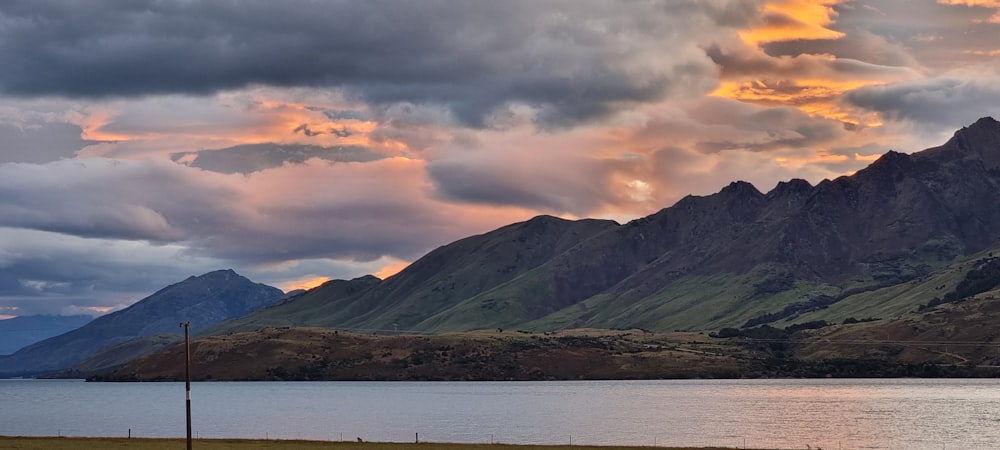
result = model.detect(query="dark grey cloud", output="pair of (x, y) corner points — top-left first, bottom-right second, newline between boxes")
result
(0, 0), (740, 128)
(316, 108), (370, 122)
(684, 102), (846, 153)
(0, 225), (414, 316)
(427, 149), (620, 215)
(0, 157), (511, 267)
(292, 124), (323, 137)
(761, 29), (920, 69)
(706, 43), (917, 81)
(428, 162), (569, 211)
(329, 127), (352, 138)
(698, 121), (842, 153)
(172, 143), (385, 174)
(844, 77), (1000, 129)
(828, 0), (1000, 70)
(0, 159), (236, 242)
(0, 227), (225, 315)
(0, 121), (95, 164)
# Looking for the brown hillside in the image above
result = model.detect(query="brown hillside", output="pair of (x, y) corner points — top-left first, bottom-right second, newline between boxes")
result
(796, 294), (1000, 366)
(95, 328), (749, 381)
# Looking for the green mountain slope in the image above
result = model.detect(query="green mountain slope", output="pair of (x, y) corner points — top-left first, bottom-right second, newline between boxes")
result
(210, 117), (1000, 335)
(207, 216), (617, 334)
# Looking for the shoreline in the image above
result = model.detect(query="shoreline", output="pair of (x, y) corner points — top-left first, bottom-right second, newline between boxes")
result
(0, 436), (751, 450)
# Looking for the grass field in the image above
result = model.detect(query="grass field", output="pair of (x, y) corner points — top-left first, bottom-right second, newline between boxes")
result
(0, 437), (746, 450)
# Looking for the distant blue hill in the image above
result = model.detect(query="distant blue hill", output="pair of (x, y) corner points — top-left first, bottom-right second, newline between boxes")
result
(0, 315), (93, 355)
(0, 269), (284, 377)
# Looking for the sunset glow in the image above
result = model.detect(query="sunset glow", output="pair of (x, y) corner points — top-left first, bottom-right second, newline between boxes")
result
(739, 0), (846, 45)
(375, 259), (411, 280)
(1, 0), (999, 316)
(282, 276), (331, 292)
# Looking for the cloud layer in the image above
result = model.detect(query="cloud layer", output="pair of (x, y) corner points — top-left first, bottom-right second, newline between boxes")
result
(0, 0), (746, 128)
(2, 0), (1000, 316)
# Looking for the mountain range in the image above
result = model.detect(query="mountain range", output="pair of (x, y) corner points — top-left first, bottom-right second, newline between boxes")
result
(208, 117), (1000, 336)
(7, 117), (1000, 379)
(0, 269), (283, 377)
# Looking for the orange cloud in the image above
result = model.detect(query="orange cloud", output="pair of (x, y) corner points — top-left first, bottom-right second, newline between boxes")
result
(67, 107), (133, 141)
(854, 152), (882, 162)
(246, 97), (381, 148)
(375, 259), (411, 279)
(281, 276), (331, 292)
(739, 0), (846, 46)
(774, 152), (848, 169)
(963, 49), (1000, 56)
(712, 1), (923, 127)
(711, 79), (885, 126)
(68, 90), (414, 161)
(711, 0), (885, 126)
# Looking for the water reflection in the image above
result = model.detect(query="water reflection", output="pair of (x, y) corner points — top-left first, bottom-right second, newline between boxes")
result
(2, 378), (999, 449)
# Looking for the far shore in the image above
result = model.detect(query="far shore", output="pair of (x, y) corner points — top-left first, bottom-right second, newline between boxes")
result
(0, 436), (760, 450)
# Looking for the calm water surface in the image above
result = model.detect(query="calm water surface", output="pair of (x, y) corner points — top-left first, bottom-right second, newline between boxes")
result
(2, 378), (999, 449)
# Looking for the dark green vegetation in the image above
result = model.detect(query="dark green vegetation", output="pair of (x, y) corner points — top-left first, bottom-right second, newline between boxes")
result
(0, 437), (739, 450)
(921, 255), (1000, 309)
(210, 117), (1000, 336)
(0, 270), (284, 377)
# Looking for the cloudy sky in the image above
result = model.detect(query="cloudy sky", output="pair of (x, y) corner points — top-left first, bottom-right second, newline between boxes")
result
(2, 0), (1000, 318)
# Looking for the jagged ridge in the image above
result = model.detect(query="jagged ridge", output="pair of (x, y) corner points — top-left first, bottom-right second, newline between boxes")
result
(210, 117), (1000, 334)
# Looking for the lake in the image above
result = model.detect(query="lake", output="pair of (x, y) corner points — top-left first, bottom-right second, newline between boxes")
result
(1, 378), (999, 449)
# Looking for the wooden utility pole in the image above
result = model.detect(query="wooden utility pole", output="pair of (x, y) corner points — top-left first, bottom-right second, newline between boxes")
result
(180, 321), (192, 450)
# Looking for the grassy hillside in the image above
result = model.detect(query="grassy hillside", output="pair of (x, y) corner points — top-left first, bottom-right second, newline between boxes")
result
(778, 246), (1000, 327)
(201, 275), (382, 335)
(207, 217), (617, 335)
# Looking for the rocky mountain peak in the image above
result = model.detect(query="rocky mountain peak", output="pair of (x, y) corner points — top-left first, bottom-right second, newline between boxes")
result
(966, 116), (1000, 131)
(199, 268), (239, 280)
(950, 116), (1000, 146)
(846, 149), (917, 191)
(720, 180), (763, 197)
(930, 116), (1000, 169)
(767, 178), (813, 199)
(866, 149), (913, 172)
(718, 181), (764, 202)
(522, 214), (567, 228)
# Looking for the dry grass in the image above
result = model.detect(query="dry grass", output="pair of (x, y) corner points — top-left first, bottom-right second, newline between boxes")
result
(0, 437), (745, 450)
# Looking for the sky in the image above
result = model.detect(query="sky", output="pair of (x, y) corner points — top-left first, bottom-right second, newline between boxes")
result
(2, 0), (1000, 318)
